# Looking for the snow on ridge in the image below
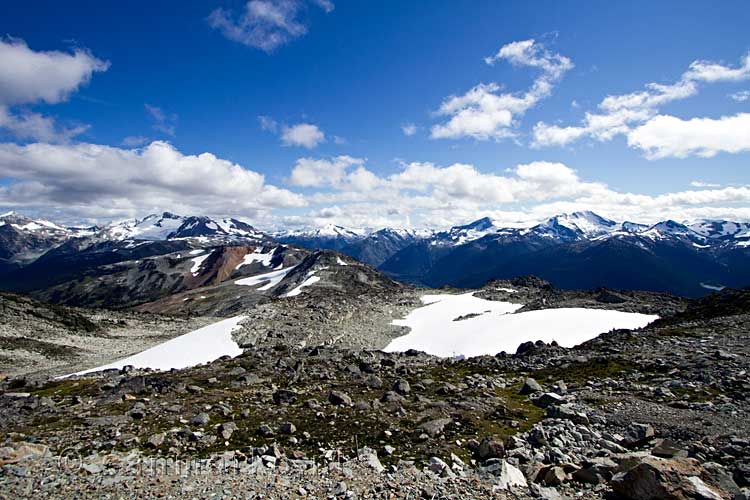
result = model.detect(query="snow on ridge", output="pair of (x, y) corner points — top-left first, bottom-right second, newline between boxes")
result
(235, 265), (297, 290)
(384, 292), (657, 358)
(190, 252), (211, 275)
(68, 316), (247, 376)
(284, 273), (321, 297)
(236, 248), (275, 270)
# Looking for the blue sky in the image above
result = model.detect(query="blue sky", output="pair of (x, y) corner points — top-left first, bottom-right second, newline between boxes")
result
(0, 0), (749, 229)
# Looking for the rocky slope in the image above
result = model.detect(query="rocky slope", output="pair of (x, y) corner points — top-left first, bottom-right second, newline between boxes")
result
(0, 292), (213, 378)
(29, 244), (307, 309)
(1, 283), (748, 498)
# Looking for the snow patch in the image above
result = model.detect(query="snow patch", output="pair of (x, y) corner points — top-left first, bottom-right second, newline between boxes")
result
(190, 252), (211, 276)
(384, 293), (658, 358)
(285, 273), (321, 297)
(235, 265), (297, 290)
(336, 257), (348, 266)
(236, 248), (275, 270)
(69, 316), (247, 376)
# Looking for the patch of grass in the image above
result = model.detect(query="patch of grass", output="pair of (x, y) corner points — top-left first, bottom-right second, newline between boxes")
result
(528, 358), (639, 384)
(653, 327), (701, 339)
(31, 378), (97, 398)
(0, 336), (80, 359)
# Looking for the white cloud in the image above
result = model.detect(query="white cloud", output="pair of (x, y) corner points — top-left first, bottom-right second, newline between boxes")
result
(0, 37), (109, 142)
(121, 135), (149, 147)
(278, 155), (750, 230)
(730, 90), (750, 102)
(0, 37), (109, 106)
(431, 39), (573, 141)
(4, 140), (750, 229)
(627, 113), (750, 159)
(0, 140), (305, 220)
(0, 107), (88, 143)
(288, 155), (364, 187)
(312, 0), (334, 12)
(691, 181), (721, 188)
(533, 52), (750, 153)
(281, 122), (325, 148)
(684, 53), (750, 82)
(401, 123), (417, 136)
(208, 0), (333, 52)
(258, 115), (278, 132)
(145, 104), (177, 136)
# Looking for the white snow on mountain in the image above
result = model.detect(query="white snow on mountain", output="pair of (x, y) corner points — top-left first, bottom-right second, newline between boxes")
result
(105, 213), (185, 240)
(553, 211), (617, 237)
(0, 211), (82, 237)
(284, 272), (321, 297)
(101, 212), (264, 242)
(235, 265), (297, 290)
(235, 248), (276, 270)
(277, 224), (363, 240)
(689, 220), (750, 246)
(69, 316), (247, 376)
(190, 252), (211, 275)
(384, 292), (658, 358)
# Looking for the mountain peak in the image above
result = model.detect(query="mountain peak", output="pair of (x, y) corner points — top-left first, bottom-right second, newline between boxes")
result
(455, 217), (495, 232)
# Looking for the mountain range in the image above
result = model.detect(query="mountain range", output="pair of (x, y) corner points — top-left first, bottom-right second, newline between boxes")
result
(278, 211), (750, 297)
(0, 210), (748, 303)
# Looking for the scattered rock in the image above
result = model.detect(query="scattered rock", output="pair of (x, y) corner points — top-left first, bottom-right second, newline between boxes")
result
(520, 377), (543, 395)
(328, 390), (353, 406)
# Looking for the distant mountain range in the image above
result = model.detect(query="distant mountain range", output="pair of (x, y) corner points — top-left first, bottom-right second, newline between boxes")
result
(0, 210), (748, 300)
(276, 211), (750, 297)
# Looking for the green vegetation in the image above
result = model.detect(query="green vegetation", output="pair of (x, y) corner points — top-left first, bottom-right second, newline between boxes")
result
(527, 357), (639, 384)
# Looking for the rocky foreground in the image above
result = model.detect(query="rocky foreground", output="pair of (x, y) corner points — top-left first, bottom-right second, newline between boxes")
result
(0, 287), (749, 499)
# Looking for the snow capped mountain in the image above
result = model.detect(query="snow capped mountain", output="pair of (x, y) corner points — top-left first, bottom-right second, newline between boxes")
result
(0, 212), (98, 272)
(530, 211), (618, 240)
(102, 212), (266, 242)
(277, 224), (363, 240)
(0, 211), (95, 239)
(275, 224), (364, 252)
(639, 220), (704, 241)
(621, 221), (649, 233)
(431, 217), (507, 246)
(689, 220), (750, 245)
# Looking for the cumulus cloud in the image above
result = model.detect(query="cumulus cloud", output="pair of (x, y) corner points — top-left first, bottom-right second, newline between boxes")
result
(0, 140), (305, 220)
(145, 104), (177, 136)
(0, 37), (110, 106)
(0, 107), (88, 143)
(278, 155), (750, 230)
(259, 117), (328, 148)
(730, 90), (750, 102)
(0, 37), (109, 142)
(532, 52), (750, 153)
(288, 155), (364, 187)
(627, 113), (750, 159)
(208, 0), (333, 52)
(431, 39), (573, 141)
(281, 122), (325, 148)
